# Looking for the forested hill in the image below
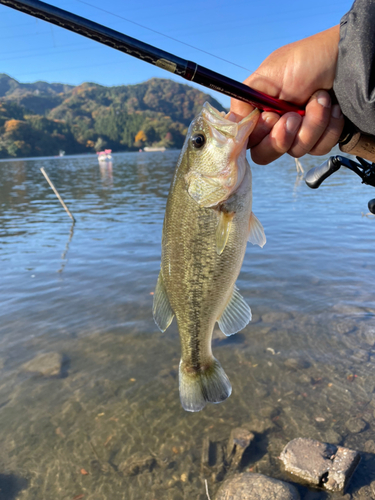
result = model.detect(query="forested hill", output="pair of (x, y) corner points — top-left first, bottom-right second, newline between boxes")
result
(0, 74), (226, 158)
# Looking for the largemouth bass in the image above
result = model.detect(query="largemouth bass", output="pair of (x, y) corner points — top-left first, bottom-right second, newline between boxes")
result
(153, 102), (266, 412)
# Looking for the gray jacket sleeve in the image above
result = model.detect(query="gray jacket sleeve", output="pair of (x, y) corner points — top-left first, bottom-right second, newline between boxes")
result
(333, 0), (375, 135)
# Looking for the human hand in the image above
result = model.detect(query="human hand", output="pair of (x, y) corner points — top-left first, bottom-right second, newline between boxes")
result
(230, 26), (345, 165)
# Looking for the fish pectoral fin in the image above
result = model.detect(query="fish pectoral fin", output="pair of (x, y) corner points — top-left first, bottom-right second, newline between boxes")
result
(153, 272), (174, 332)
(248, 212), (266, 248)
(216, 210), (234, 255)
(217, 286), (251, 336)
(186, 172), (226, 207)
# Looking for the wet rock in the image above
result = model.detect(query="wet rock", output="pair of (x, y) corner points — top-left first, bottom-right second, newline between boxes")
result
(354, 485), (374, 500)
(345, 417), (367, 434)
(358, 323), (375, 346)
(280, 438), (360, 493)
(247, 418), (274, 434)
(324, 430), (342, 445)
(118, 452), (156, 476)
(21, 352), (63, 377)
(226, 428), (255, 470)
(215, 472), (300, 500)
(363, 440), (375, 453)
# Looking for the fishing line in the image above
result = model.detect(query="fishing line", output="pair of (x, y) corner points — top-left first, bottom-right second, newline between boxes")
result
(73, 0), (252, 72)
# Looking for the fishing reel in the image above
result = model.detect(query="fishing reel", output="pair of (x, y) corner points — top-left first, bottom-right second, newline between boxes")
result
(305, 155), (375, 214)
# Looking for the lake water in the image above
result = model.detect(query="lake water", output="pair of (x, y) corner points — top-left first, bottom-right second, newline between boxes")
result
(0, 149), (375, 500)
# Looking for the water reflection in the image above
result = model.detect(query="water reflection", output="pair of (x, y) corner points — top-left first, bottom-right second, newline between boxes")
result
(99, 160), (113, 188)
(57, 222), (75, 274)
(0, 150), (374, 499)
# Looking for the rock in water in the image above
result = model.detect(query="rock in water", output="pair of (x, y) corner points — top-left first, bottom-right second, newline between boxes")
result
(216, 473), (300, 500)
(226, 428), (255, 470)
(280, 438), (360, 492)
(118, 452), (156, 476)
(21, 352), (63, 377)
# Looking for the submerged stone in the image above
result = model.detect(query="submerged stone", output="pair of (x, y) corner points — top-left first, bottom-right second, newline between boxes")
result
(118, 452), (156, 476)
(280, 438), (360, 492)
(283, 358), (309, 370)
(226, 428), (255, 470)
(21, 352), (63, 377)
(345, 417), (367, 434)
(215, 472), (300, 500)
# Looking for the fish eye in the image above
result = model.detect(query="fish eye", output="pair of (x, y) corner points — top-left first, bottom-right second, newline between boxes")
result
(191, 133), (206, 149)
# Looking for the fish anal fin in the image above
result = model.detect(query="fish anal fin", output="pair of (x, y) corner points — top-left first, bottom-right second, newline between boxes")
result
(218, 286), (251, 336)
(216, 210), (235, 255)
(153, 272), (174, 332)
(248, 212), (266, 248)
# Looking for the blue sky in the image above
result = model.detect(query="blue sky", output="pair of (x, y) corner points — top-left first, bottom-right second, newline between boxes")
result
(0, 0), (353, 108)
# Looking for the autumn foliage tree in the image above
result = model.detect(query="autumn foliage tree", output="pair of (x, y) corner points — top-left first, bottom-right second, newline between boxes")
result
(135, 130), (146, 143)
(134, 129), (147, 147)
(0, 75), (225, 158)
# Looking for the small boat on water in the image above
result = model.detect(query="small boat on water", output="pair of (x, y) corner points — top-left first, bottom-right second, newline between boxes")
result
(97, 149), (113, 161)
(143, 146), (166, 152)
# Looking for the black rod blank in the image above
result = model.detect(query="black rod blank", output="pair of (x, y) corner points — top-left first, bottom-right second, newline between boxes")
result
(0, 0), (305, 115)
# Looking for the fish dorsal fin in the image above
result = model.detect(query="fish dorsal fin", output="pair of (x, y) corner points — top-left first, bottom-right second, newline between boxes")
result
(186, 172), (226, 207)
(248, 212), (266, 248)
(217, 286), (252, 336)
(216, 211), (234, 255)
(153, 272), (174, 332)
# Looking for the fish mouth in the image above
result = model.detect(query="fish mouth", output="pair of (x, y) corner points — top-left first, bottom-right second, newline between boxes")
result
(201, 102), (259, 149)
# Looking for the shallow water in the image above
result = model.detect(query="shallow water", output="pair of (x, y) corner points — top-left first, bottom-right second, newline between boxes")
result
(0, 150), (374, 500)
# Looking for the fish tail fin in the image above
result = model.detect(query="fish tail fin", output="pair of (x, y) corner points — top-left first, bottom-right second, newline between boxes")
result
(179, 358), (232, 412)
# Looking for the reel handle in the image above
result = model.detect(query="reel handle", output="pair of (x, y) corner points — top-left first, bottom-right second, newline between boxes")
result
(305, 157), (341, 189)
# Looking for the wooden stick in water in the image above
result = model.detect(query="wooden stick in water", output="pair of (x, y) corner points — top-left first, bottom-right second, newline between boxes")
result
(40, 167), (76, 222)
(204, 479), (211, 500)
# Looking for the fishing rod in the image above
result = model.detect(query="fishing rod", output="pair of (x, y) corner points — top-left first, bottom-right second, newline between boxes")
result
(0, 0), (303, 116)
(1, 0), (375, 165)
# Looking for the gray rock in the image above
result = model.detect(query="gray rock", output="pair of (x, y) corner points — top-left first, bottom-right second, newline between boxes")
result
(227, 428), (255, 470)
(280, 438), (360, 493)
(364, 439), (375, 453)
(215, 472), (300, 500)
(345, 417), (367, 434)
(21, 352), (63, 377)
(324, 430), (342, 445)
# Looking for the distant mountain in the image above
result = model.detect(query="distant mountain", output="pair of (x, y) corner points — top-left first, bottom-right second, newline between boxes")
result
(0, 74), (226, 158)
